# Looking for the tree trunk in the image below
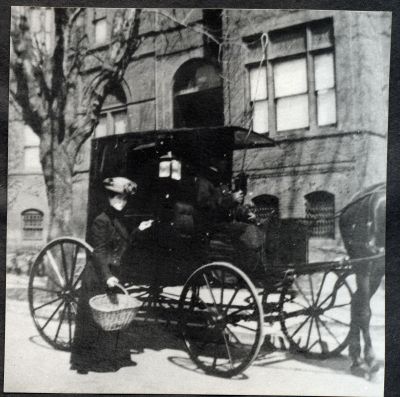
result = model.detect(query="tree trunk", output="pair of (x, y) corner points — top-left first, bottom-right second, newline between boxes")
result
(41, 134), (75, 241)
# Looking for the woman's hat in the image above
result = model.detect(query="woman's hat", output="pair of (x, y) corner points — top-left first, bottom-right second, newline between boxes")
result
(103, 177), (137, 195)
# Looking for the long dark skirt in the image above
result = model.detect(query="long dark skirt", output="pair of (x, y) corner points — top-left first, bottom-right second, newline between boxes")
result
(70, 263), (132, 372)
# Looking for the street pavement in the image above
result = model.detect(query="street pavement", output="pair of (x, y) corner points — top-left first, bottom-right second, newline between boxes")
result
(4, 275), (384, 396)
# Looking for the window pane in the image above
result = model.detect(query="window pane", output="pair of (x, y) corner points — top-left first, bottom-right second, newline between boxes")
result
(30, 8), (41, 33)
(24, 147), (41, 170)
(24, 125), (40, 146)
(274, 57), (307, 98)
(276, 94), (309, 131)
(95, 115), (108, 137)
(317, 89), (336, 125)
(45, 8), (52, 32)
(113, 111), (127, 135)
(94, 18), (107, 44)
(252, 100), (269, 133)
(249, 66), (267, 101)
(314, 52), (335, 91)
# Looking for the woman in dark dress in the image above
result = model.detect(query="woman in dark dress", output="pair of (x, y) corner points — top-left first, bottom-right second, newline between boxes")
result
(70, 177), (153, 374)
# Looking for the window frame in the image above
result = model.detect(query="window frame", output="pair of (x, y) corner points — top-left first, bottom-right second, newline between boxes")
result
(246, 19), (337, 137)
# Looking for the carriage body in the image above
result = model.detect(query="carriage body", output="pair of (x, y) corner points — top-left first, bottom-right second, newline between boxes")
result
(86, 126), (273, 285)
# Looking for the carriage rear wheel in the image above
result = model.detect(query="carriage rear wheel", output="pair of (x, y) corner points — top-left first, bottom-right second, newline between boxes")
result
(179, 262), (264, 377)
(279, 269), (353, 358)
(28, 237), (93, 351)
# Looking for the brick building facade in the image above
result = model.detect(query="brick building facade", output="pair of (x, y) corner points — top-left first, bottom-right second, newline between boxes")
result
(7, 8), (391, 260)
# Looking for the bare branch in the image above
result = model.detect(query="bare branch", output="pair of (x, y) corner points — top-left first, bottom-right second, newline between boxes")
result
(145, 9), (221, 46)
(68, 8), (84, 28)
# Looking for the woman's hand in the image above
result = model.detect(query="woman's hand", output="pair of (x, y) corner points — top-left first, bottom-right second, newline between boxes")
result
(138, 219), (154, 231)
(106, 276), (119, 288)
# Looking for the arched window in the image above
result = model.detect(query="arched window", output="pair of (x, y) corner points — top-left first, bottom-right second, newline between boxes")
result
(173, 59), (223, 128)
(252, 194), (280, 221)
(94, 85), (128, 138)
(22, 209), (44, 240)
(305, 191), (335, 238)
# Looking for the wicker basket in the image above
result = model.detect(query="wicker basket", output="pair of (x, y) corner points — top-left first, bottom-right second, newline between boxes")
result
(89, 283), (141, 331)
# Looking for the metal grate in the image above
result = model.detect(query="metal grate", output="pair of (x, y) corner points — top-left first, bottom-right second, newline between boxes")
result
(305, 192), (335, 238)
(22, 210), (43, 240)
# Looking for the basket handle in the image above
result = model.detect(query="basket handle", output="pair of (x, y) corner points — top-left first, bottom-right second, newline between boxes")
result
(114, 283), (129, 296)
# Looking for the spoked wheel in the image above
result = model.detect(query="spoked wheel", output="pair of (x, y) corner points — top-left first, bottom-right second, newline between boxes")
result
(28, 237), (93, 351)
(279, 269), (353, 358)
(178, 262), (264, 377)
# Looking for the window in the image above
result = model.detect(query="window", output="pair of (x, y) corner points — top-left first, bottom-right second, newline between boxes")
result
(252, 194), (280, 221)
(29, 7), (53, 53)
(247, 19), (336, 134)
(305, 191), (335, 238)
(22, 209), (44, 240)
(94, 85), (128, 137)
(44, 8), (53, 52)
(173, 59), (223, 128)
(30, 8), (42, 33)
(24, 125), (41, 171)
(93, 9), (107, 45)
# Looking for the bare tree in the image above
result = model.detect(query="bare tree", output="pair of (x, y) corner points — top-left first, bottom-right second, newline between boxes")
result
(10, 7), (142, 239)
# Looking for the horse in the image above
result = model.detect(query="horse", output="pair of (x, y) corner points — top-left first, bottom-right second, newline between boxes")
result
(339, 183), (386, 376)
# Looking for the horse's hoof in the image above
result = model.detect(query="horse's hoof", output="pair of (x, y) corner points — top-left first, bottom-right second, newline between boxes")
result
(350, 362), (369, 378)
(366, 360), (380, 374)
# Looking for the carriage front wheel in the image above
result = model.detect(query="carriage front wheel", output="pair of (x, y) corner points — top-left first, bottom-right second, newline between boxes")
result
(28, 237), (93, 351)
(279, 268), (353, 358)
(178, 262), (264, 377)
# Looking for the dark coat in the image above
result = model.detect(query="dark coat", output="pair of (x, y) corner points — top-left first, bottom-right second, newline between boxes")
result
(195, 176), (237, 232)
(194, 175), (265, 270)
(70, 205), (140, 372)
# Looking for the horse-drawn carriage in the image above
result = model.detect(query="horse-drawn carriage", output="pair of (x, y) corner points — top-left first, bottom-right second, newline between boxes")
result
(27, 126), (385, 377)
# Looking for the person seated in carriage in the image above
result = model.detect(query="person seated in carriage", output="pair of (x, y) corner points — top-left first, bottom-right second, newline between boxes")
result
(193, 158), (265, 271)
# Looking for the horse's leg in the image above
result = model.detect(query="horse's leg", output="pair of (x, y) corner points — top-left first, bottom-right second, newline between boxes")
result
(363, 262), (384, 372)
(350, 264), (370, 373)
(349, 293), (362, 368)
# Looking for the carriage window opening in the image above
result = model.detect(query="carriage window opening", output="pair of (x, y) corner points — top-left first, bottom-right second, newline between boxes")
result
(23, 125), (41, 171)
(247, 19), (335, 134)
(173, 59), (223, 128)
(252, 194), (280, 221)
(22, 209), (43, 240)
(305, 191), (335, 238)
(248, 66), (268, 133)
